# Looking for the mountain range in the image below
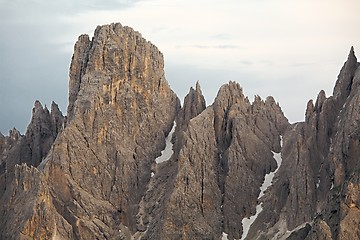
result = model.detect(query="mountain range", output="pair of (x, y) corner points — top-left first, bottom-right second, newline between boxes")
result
(1, 23), (360, 240)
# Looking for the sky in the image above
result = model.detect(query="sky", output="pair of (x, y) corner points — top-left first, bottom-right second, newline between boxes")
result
(0, 0), (359, 134)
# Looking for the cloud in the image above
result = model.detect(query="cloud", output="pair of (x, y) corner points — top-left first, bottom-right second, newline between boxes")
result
(288, 62), (316, 67)
(0, 0), (143, 15)
(192, 45), (242, 49)
(239, 60), (253, 66)
(209, 33), (232, 40)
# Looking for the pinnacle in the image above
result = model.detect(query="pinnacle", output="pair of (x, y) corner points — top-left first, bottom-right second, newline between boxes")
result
(348, 46), (357, 62)
(195, 81), (201, 92)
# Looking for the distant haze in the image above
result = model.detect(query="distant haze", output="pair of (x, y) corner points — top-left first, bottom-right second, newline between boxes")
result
(1, 0), (360, 134)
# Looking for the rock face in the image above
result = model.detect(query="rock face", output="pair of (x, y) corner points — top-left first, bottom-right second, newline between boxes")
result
(243, 47), (360, 240)
(0, 101), (63, 196)
(213, 83), (288, 239)
(0, 22), (360, 240)
(176, 81), (206, 131)
(0, 101), (64, 170)
(1, 23), (180, 239)
(55, 23), (179, 237)
(136, 81), (288, 239)
(303, 47), (360, 240)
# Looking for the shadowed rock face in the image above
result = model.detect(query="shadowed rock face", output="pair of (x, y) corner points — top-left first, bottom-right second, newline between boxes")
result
(0, 101), (63, 172)
(303, 48), (360, 240)
(0, 101), (64, 198)
(176, 81), (206, 131)
(0, 22), (360, 240)
(244, 47), (360, 240)
(136, 81), (288, 239)
(213, 83), (289, 239)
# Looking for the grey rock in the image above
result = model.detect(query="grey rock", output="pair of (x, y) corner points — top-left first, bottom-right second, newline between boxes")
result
(5, 100), (63, 170)
(1, 22), (360, 240)
(160, 107), (222, 239)
(176, 81), (206, 131)
(333, 46), (359, 106)
(0, 100), (63, 200)
(286, 223), (311, 240)
(67, 34), (91, 121)
(248, 47), (360, 240)
(0, 23), (180, 239)
(136, 81), (289, 239)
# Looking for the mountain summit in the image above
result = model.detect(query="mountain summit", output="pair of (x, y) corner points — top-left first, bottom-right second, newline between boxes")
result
(0, 23), (359, 240)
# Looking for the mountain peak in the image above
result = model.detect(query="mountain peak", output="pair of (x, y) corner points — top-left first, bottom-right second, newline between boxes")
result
(176, 82), (206, 131)
(349, 46), (356, 60)
(9, 127), (21, 141)
(195, 80), (201, 92)
(33, 100), (43, 112)
(332, 46), (359, 105)
(1, 22), (360, 240)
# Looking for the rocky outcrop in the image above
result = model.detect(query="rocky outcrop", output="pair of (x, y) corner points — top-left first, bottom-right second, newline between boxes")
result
(0, 128), (22, 172)
(0, 127), (22, 196)
(48, 23), (179, 238)
(176, 81), (206, 131)
(172, 82), (206, 158)
(1, 23), (180, 239)
(67, 34), (91, 121)
(0, 101), (63, 200)
(0, 100), (64, 239)
(333, 46), (359, 107)
(214, 82), (288, 239)
(0, 164), (58, 240)
(138, 81), (289, 239)
(134, 82), (207, 239)
(1, 22), (359, 240)
(2, 101), (63, 171)
(244, 47), (360, 240)
(161, 107), (222, 239)
(302, 48), (360, 240)
(0, 128), (22, 164)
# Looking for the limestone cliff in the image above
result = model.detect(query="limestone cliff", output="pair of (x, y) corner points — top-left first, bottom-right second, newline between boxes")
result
(1, 23), (180, 239)
(304, 47), (360, 240)
(176, 81), (206, 131)
(244, 47), (360, 240)
(1, 22), (360, 240)
(135, 81), (288, 239)
(0, 101), (63, 198)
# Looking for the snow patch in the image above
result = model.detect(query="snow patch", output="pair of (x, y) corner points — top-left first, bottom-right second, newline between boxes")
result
(155, 122), (176, 164)
(316, 178), (320, 189)
(278, 221), (313, 240)
(222, 232), (229, 240)
(241, 138), (283, 240)
(151, 172), (154, 178)
(38, 154), (51, 171)
(241, 204), (263, 240)
(259, 151), (282, 198)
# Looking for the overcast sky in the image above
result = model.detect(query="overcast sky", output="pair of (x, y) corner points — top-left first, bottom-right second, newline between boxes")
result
(1, 0), (359, 134)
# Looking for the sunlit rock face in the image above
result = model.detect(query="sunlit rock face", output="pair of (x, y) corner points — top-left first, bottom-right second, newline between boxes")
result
(0, 23), (180, 239)
(1, 22), (360, 240)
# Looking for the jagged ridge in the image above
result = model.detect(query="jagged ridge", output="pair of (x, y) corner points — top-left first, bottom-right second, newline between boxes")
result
(0, 23), (359, 240)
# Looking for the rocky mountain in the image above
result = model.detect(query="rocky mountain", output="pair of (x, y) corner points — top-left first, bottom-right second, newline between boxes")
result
(0, 101), (63, 194)
(0, 23), (359, 240)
